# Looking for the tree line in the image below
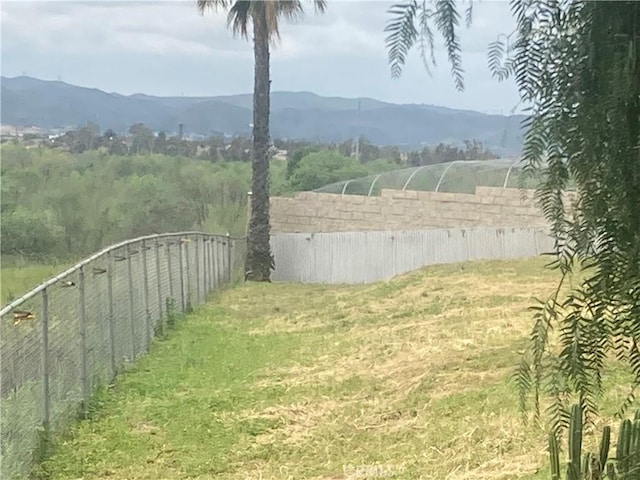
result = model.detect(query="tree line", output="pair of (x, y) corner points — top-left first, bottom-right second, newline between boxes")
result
(12, 121), (500, 166)
(0, 144), (252, 263)
(6, 138), (493, 263)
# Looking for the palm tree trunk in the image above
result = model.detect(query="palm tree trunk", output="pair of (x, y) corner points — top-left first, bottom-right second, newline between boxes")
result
(245, 7), (273, 282)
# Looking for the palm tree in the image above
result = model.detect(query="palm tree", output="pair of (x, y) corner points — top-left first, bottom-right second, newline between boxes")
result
(197, 0), (326, 281)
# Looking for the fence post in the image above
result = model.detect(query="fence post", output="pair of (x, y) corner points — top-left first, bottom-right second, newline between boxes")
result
(246, 191), (252, 238)
(141, 240), (151, 348)
(178, 238), (186, 313)
(200, 236), (205, 297)
(41, 288), (50, 433)
(184, 237), (191, 310)
(204, 237), (209, 294)
(207, 237), (213, 293)
(194, 235), (201, 305)
(154, 237), (164, 336)
(126, 244), (136, 360)
(166, 240), (174, 308)
(226, 233), (232, 284)
(212, 237), (218, 288)
(211, 238), (218, 290)
(210, 237), (216, 290)
(107, 252), (116, 376)
(78, 266), (89, 416)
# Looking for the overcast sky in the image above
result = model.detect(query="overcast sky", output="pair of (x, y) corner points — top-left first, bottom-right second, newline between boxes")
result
(1, 0), (521, 114)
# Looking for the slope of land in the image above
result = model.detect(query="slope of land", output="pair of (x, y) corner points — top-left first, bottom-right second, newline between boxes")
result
(34, 258), (629, 480)
(1, 76), (524, 153)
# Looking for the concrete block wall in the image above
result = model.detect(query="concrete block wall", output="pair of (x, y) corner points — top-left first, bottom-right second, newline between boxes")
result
(270, 186), (571, 233)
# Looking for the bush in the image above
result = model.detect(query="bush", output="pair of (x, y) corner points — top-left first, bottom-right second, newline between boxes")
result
(0, 207), (64, 259)
(288, 150), (368, 191)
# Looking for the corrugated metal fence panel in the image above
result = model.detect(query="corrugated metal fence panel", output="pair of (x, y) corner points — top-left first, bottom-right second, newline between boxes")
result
(271, 227), (553, 284)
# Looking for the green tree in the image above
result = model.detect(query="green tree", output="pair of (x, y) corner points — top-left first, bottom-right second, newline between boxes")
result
(76, 122), (100, 152)
(288, 150), (367, 191)
(0, 207), (64, 259)
(0, 144), (259, 258)
(129, 123), (155, 155)
(197, 0), (326, 282)
(386, 1), (640, 427)
(116, 175), (197, 237)
(379, 145), (403, 164)
(286, 144), (321, 178)
(505, 2), (640, 426)
(205, 135), (225, 162)
(225, 136), (252, 162)
(356, 136), (381, 163)
(155, 131), (168, 154)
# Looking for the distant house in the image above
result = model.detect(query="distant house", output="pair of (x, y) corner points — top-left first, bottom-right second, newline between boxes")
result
(196, 144), (211, 157)
(271, 148), (288, 162)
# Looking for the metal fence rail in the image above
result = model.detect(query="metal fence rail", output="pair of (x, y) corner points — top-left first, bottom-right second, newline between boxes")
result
(0, 232), (246, 479)
(271, 227), (553, 284)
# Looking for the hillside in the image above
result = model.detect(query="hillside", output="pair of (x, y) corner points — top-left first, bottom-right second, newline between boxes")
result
(1, 76), (525, 153)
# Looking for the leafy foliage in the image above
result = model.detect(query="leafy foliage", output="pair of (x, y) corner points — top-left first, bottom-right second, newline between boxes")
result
(489, 2), (640, 428)
(385, 1), (419, 79)
(385, 0), (471, 90)
(0, 143), (406, 262)
(0, 145), (276, 261)
(389, 0), (640, 431)
(288, 150), (368, 191)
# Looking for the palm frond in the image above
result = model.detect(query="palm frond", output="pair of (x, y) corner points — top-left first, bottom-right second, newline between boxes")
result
(228, 0), (251, 38)
(199, 0), (326, 42)
(312, 0), (327, 14)
(196, 0), (232, 14)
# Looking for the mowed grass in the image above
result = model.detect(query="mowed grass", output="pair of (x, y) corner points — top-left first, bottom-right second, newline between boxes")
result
(32, 258), (632, 479)
(1, 263), (72, 306)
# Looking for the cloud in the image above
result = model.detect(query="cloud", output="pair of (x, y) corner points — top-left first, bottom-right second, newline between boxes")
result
(1, 1), (232, 56)
(1, 0), (520, 113)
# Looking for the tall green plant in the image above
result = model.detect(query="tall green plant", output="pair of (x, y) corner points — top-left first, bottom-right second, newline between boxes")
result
(502, 2), (640, 427)
(386, 0), (640, 428)
(548, 404), (640, 480)
(0, 146), (254, 258)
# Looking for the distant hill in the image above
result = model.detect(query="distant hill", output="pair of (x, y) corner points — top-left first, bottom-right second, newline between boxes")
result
(1, 76), (525, 153)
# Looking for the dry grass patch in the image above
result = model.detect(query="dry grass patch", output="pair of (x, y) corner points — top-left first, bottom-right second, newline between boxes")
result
(221, 259), (561, 479)
(36, 257), (631, 480)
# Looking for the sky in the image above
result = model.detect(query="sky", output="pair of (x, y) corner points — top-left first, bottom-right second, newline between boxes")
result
(1, 0), (521, 114)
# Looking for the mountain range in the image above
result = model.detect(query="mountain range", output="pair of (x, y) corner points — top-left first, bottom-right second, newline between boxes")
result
(1, 76), (525, 153)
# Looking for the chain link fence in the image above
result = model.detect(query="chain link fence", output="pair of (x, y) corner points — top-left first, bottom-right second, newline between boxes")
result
(0, 232), (246, 479)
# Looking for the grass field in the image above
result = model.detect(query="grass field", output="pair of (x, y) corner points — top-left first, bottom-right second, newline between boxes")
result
(0, 263), (72, 306)
(31, 258), (631, 480)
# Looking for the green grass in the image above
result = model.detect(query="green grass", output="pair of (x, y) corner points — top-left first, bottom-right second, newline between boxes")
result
(1, 263), (72, 306)
(30, 258), (633, 479)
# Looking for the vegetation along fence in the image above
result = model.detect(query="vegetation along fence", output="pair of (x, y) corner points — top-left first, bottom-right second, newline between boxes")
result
(0, 232), (246, 479)
(271, 227), (554, 284)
